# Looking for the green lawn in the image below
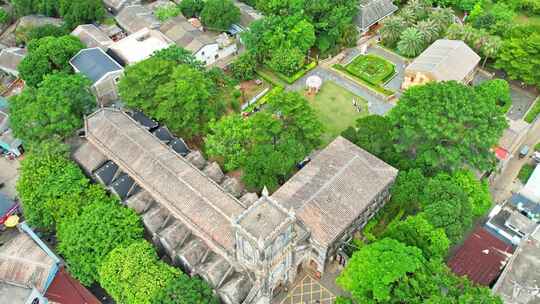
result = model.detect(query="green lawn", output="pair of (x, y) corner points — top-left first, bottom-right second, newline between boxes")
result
(514, 13), (540, 27)
(525, 97), (540, 123)
(518, 163), (535, 184)
(304, 81), (368, 146)
(346, 54), (396, 85)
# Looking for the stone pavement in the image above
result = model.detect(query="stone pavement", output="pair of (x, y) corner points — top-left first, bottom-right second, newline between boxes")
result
(279, 275), (336, 304)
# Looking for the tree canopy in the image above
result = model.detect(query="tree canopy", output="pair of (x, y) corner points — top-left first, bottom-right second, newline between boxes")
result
(57, 199), (143, 286)
(420, 173), (473, 242)
(118, 47), (230, 138)
(205, 90), (323, 191)
(99, 241), (180, 304)
(16, 142), (90, 230)
(11, 0), (105, 28)
(9, 72), (95, 144)
(151, 274), (219, 304)
(200, 0), (240, 31)
(383, 215), (450, 259)
(337, 238), (425, 303)
(18, 35), (84, 87)
(389, 81), (507, 174)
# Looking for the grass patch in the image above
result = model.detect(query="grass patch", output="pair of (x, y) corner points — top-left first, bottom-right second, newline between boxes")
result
(333, 64), (394, 96)
(518, 163), (535, 184)
(514, 14), (540, 27)
(304, 81), (368, 146)
(525, 97), (540, 123)
(345, 54), (396, 85)
(535, 142), (540, 152)
(256, 68), (288, 87)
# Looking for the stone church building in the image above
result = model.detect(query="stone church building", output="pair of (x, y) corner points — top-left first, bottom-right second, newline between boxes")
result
(74, 108), (398, 304)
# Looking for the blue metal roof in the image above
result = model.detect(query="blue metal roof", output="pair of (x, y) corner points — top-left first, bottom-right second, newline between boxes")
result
(70, 48), (123, 83)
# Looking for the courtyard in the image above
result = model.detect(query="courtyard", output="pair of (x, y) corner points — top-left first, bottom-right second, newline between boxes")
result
(279, 275), (336, 304)
(304, 81), (368, 146)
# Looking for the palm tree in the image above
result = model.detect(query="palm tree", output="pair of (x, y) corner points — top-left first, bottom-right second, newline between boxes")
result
(399, 8), (418, 27)
(380, 16), (406, 47)
(481, 35), (502, 67)
(416, 20), (439, 44)
(430, 7), (455, 34)
(446, 24), (465, 40)
(406, 0), (430, 21)
(397, 27), (426, 57)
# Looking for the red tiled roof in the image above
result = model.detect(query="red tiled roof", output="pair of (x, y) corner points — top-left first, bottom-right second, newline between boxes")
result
(447, 227), (514, 286)
(494, 147), (510, 161)
(45, 267), (101, 304)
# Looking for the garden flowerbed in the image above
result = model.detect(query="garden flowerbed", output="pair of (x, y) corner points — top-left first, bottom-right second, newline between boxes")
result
(345, 54), (396, 86)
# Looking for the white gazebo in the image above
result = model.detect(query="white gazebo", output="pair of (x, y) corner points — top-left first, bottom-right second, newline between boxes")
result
(306, 75), (323, 94)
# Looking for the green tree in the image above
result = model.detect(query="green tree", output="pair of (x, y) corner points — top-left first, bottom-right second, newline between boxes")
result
(25, 24), (69, 43)
(118, 57), (176, 113)
(11, 0), (58, 17)
(380, 16), (406, 47)
(415, 20), (439, 44)
(341, 115), (394, 164)
(9, 73), (95, 144)
(179, 0), (204, 17)
(429, 7), (455, 34)
(229, 51), (258, 81)
(205, 115), (252, 171)
(99, 241), (180, 304)
(151, 274), (219, 304)
(453, 170), (492, 218)
(267, 47), (305, 76)
(389, 81), (507, 174)
(155, 3), (182, 22)
(200, 0), (240, 31)
(152, 45), (204, 70)
(337, 238), (425, 303)
(397, 27), (426, 57)
(9, 73), (96, 143)
(16, 141), (89, 230)
(495, 29), (540, 87)
(421, 173), (472, 243)
(58, 0), (105, 28)
(18, 35), (84, 87)
(387, 169), (427, 217)
(154, 64), (219, 137)
(383, 215), (450, 259)
(0, 8), (10, 24)
(474, 79), (511, 113)
(57, 197), (143, 286)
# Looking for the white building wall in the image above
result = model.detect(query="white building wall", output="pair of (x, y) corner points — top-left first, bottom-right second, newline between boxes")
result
(195, 43), (237, 65)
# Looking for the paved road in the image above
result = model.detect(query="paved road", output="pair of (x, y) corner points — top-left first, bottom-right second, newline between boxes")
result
(491, 119), (540, 203)
(287, 66), (395, 116)
(0, 157), (20, 200)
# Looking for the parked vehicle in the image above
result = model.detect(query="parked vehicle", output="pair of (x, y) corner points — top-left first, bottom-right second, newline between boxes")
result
(0, 193), (19, 227)
(519, 145), (530, 158)
(532, 151), (540, 163)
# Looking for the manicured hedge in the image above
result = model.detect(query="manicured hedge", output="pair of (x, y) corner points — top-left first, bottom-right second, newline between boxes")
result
(525, 98), (540, 123)
(273, 61), (318, 84)
(333, 64), (394, 96)
(345, 55), (395, 86)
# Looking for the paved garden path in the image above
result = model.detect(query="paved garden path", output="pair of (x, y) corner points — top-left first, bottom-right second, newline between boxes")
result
(287, 66), (395, 116)
(366, 46), (408, 94)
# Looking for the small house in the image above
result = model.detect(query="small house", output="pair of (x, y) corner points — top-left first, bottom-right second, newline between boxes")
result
(109, 28), (173, 65)
(485, 204), (537, 245)
(104, 0), (140, 14)
(402, 39), (480, 90)
(71, 24), (114, 50)
(70, 48), (124, 104)
(160, 16), (237, 66)
(233, 0), (263, 28)
(356, 0), (398, 34)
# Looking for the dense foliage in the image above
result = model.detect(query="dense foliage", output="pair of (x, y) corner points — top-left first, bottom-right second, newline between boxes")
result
(16, 142), (90, 230)
(179, 0), (205, 18)
(229, 51), (258, 81)
(380, 2), (454, 57)
(389, 81), (507, 174)
(152, 274), (219, 304)
(18, 35), (84, 87)
(118, 46), (233, 138)
(57, 199), (143, 286)
(9, 73), (94, 144)
(11, 0), (105, 28)
(99, 241), (180, 304)
(205, 90), (323, 191)
(200, 0), (240, 31)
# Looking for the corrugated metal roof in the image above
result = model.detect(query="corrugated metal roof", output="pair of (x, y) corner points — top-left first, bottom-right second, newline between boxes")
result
(448, 227), (514, 286)
(406, 39), (481, 82)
